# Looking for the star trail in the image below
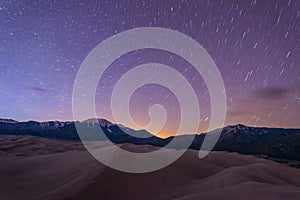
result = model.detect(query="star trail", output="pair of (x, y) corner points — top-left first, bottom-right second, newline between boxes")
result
(0, 0), (299, 137)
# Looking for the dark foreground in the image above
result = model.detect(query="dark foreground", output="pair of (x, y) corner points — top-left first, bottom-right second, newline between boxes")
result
(1, 135), (300, 200)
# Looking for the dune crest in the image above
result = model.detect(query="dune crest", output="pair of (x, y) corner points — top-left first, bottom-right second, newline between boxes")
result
(0, 135), (300, 200)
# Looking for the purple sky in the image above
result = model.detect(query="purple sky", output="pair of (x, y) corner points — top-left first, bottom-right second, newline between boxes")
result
(0, 0), (299, 137)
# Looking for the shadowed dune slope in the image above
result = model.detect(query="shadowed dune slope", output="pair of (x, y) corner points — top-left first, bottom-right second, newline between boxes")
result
(0, 135), (300, 200)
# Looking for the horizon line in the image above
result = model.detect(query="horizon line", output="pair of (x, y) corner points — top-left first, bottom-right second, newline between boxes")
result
(1, 117), (299, 138)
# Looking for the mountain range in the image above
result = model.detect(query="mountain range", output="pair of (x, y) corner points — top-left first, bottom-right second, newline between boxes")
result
(0, 118), (299, 162)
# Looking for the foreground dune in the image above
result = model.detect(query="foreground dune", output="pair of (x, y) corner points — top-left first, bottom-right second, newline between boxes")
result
(0, 135), (300, 200)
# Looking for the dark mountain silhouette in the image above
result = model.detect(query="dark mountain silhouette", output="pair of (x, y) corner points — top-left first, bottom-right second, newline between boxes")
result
(0, 118), (165, 146)
(0, 118), (299, 162)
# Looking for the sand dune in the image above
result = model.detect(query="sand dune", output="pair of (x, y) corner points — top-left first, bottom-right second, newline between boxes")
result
(0, 135), (300, 200)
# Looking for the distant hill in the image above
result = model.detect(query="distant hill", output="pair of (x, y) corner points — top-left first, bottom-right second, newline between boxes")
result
(0, 118), (164, 146)
(0, 118), (299, 161)
(190, 124), (300, 161)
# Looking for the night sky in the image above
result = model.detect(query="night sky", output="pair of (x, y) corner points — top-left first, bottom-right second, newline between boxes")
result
(0, 0), (299, 137)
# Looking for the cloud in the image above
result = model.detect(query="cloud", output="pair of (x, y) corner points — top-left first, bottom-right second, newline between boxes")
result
(26, 87), (48, 92)
(227, 108), (252, 117)
(250, 86), (289, 100)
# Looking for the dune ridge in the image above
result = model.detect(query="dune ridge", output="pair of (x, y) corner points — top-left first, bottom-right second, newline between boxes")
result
(0, 135), (300, 200)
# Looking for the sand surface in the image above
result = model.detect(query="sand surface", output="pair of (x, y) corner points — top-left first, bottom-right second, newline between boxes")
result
(1, 135), (300, 200)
